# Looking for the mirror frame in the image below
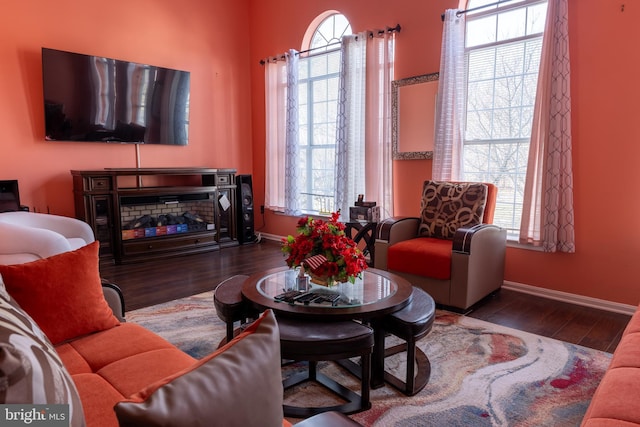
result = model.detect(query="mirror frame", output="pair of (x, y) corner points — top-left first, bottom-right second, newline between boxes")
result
(391, 72), (439, 160)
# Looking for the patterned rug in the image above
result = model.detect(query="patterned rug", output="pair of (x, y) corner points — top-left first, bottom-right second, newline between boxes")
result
(127, 291), (610, 427)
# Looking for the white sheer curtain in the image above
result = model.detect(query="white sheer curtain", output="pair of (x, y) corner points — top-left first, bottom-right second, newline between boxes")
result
(264, 50), (301, 214)
(364, 31), (395, 219)
(335, 33), (367, 218)
(264, 58), (287, 211)
(335, 31), (395, 220)
(433, 10), (466, 181)
(267, 36), (394, 220)
(519, 0), (575, 253)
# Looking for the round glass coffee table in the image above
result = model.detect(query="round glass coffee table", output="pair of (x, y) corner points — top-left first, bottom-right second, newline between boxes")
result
(242, 266), (415, 388)
(243, 266), (412, 320)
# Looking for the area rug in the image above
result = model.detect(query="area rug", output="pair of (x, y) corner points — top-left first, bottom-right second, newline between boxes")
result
(127, 291), (611, 427)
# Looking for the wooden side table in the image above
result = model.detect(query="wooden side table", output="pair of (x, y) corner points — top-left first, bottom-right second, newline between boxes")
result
(345, 221), (377, 266)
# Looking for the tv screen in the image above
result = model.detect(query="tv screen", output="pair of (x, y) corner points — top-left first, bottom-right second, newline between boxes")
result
(41, 48), (190, 145)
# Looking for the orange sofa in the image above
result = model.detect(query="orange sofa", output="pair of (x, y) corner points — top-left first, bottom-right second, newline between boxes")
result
(0, 241), (282, 426)
(0, 241), (359, 427)
(581, 304), (640, 426)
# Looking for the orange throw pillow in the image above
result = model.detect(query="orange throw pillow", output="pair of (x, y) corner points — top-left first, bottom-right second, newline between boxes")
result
(0, 241), (119, 344)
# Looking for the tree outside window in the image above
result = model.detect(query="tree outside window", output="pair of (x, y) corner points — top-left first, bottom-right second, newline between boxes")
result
(462, 0), (547, 236)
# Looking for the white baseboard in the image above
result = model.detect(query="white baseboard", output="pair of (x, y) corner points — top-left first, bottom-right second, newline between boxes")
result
(256, 233), (637, 316)
(257, 232), (284, 242)
(503, 281), (637, 316)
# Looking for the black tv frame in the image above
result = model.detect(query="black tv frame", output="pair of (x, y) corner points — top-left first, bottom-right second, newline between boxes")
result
(41, 48), (190, 146)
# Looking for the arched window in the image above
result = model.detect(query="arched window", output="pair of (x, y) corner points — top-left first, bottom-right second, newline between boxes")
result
(309, 14), (352, 50)
(297, 13), (351, 214)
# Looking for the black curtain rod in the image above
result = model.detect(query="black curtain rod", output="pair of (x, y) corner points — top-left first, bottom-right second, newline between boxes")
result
(441, 0), (517, 21)
(260, 24), (401, 65)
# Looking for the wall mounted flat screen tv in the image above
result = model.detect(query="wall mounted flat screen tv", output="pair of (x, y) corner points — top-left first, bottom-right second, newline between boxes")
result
(42, 48), (190, 145)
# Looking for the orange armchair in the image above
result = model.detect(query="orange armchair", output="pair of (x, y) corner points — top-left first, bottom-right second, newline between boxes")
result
(375, 180), (506, 312)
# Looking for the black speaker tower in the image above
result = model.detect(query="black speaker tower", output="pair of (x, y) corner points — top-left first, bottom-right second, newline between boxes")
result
(236, 175), (255, 244)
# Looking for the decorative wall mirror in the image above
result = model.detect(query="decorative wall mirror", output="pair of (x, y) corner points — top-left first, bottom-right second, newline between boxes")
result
(392, 72), (439, 160)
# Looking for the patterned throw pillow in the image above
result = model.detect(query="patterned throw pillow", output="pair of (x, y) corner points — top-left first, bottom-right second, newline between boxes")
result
(418, 180), (488, 240)
(0, 275), (85, 426)
(0, 273), (9, 301)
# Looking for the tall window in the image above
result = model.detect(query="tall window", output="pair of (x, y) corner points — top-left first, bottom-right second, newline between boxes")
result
(462, 0), (548, 236)
(298, 14), (351, 214)
(265, 14), (394, 218)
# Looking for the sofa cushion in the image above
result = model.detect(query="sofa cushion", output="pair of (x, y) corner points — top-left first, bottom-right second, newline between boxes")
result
(581, 306), (640, 426)
(0, 279), (85, 426)
(581, 367), (640, 426)
(57, 323), (182, 373)
(99, 348), (198, 397)
(70, 373), (126, 427)
(56, 323), (197, 427)
(388, 237), (454, 280)
(0, 241), (119, 344)
(418, 180), (487, 240)
(115, 310), (283, 427)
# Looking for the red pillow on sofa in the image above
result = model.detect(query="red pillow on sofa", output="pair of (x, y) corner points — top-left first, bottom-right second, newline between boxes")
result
(0, 241), (119, 344)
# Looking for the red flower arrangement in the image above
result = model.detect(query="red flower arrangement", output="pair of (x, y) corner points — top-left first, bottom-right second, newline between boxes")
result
(281, 212), (368, 284)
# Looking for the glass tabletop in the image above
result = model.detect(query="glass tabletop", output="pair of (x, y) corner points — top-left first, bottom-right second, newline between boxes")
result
(257, 268), (398, 308)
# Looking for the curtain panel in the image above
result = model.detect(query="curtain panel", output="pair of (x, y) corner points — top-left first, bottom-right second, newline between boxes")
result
(335, 33), (367, 218)
(519, 0), (575, 253)
(433, 10), (466, 182)
(264, 50), (301, 215)
(283, 50), (301, 216)
(264, 59), (287, 211)
(337, 31), (395, 220)
(364, 32), (395, 220)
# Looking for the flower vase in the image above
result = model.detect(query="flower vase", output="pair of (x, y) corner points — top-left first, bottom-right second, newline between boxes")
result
(308, 272), (349, 288)
(308, 272), (333, 287)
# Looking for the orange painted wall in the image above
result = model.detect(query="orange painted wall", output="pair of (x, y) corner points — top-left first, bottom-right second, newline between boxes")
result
(2, 1), (639, 307)
(248, 0), (640, 306)
(0, 0), (253, 217)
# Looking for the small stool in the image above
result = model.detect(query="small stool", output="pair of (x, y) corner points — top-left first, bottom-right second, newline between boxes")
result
(213, 275), (257, 343)
(277, 316), (374, 417)
(382, 286), (435, 396)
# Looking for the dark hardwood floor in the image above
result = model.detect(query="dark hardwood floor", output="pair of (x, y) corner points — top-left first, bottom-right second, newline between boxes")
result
(469, 289), (630, 353)
(99, 240), (631, 353)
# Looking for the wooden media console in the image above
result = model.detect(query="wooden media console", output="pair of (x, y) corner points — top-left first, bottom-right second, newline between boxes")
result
(71, 167), (237, 264)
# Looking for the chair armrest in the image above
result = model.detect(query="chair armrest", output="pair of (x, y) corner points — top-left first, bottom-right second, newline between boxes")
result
(374, 217), (420, 270)
(0, 212), (95, 246)
(450, 224), (507, 309)
(101, 278), (126, 322)
(0, 222), (72, 262)
(452, 224), (504, 255)
(376, 217), (420, 245)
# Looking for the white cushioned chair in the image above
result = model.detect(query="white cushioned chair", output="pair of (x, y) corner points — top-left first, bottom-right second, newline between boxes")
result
(0, 211), (95, 265)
